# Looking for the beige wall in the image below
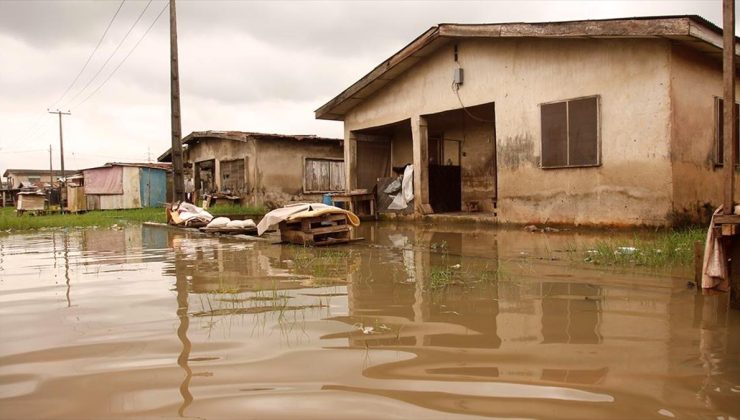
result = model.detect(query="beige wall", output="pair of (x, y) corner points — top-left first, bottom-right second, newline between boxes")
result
(669, 45), (740, 224)
(344, 38), (677, 226)
(255, 139), (343, 206)
(187, 137), (343, 208)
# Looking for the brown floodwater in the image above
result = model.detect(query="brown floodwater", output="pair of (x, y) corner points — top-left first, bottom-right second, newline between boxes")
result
(0, 222), (739, 419)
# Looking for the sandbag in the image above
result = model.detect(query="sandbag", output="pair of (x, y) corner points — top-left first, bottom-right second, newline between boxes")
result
(207, 217), (230, 228)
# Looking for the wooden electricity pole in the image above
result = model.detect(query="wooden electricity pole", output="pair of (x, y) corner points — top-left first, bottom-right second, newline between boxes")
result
(48, 109), (70, 214)
(169, 0), (185, 202)
(48, 110), (70, 182)
(723, 0), (736, 215)
(49, 145), (53, 186)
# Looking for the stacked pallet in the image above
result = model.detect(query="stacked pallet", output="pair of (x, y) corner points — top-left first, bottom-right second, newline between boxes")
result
(279, 213), (350, 246)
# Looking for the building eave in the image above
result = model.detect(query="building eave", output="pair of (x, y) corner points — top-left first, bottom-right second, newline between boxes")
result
(315, 15), (740, 122)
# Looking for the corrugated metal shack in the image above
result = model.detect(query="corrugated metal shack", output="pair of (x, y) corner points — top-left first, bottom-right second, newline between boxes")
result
(82, 163), (171, 210)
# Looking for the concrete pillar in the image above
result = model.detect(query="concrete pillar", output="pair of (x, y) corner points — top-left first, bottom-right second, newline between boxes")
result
(345, 131), (357, 192)
(214, 159), (221, 192)
(411, 115), (431, 214)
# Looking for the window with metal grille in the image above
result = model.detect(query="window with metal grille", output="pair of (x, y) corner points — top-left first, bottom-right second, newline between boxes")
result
(714, 97), (739, 166)
(541, 96), (599, 168)
(220, 159), (246, 194)
(304, 158), (345, 193)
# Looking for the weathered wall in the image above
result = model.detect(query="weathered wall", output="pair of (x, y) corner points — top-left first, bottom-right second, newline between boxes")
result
(669, 45), (740, 224)
(255, 139), (343, 207)
(187, 137), (343, 208)
(344, 38), (676, 226)
(186, 138), (255, 205)
(391, 124), (414, 168)
(99, 166), (141, 209)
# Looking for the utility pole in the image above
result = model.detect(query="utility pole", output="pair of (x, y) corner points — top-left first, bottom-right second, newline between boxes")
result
(49, 145), (53, 186)
(169, 0), (185, 201)
(48, 109), (70, 213)
(48, 110), (70, 183)
(723, 0), (736, 215)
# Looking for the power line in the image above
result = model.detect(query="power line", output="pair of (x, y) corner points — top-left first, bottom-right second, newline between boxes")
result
(16, 1), (125, 143)
(61, 0), (154, 109)
(49, 0), (126, 109)
(72, 1), (169, 110)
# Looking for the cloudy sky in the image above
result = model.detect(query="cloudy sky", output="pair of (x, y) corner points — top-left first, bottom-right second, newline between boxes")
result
(0, 0), (730, 176)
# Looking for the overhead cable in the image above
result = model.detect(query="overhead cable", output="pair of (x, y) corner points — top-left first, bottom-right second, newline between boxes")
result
(72, 1), (169, 110)
(49, 0), (126, 109)
(61, 0), (154, 109)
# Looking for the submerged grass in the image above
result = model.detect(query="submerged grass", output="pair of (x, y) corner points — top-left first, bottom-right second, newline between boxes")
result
(580, 228), (706, 267)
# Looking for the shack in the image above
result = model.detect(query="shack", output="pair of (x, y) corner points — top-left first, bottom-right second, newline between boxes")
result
(3, 168), (78, 189)
(82, 163), (171, 210)
(316, 15), (740, 227)
(158, 131), (344, 207)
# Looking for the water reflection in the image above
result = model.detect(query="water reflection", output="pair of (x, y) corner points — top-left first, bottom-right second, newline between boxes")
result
(0, 223), (738, 419)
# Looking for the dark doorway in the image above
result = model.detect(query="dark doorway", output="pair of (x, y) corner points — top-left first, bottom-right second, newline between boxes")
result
(424, 102), (496, 214)
(429, 165), (461, 212)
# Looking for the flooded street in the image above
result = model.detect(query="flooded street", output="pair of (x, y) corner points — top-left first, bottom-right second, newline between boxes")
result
(0, 223), (739, 419)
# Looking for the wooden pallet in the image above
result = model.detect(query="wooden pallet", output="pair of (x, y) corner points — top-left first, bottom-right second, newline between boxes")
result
(200, 226), (258, 235)
(279, 214), (350, 246)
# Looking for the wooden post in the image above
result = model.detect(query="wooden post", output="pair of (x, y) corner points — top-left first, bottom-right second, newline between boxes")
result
(48, 144), (53, 187)
(169, 0), (185, 202)
(411, 115), (431, 214)
(723, 0), (736, 215)
(694, 240), (704, 286)
(345, 131), (357, 192)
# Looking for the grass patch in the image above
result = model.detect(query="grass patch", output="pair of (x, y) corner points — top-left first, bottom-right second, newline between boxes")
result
(0, 207), (166, 231)
(0, 203), (267, 232)
(207, 204), (267, 217)
(581, 228), (706, 267)
(428, 266), (455, 290)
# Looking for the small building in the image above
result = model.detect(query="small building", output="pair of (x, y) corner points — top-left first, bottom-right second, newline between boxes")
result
(82, 163), (171, 210)
(158, 131), (344, 207)
(3, 168), (77, 189)
(316, 15), (740, 226)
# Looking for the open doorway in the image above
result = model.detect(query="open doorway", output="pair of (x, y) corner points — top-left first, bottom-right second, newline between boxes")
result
(424, 102), (496, 214)
(194, 159), (215, 203)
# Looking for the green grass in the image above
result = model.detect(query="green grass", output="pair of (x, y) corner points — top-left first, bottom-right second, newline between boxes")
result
(0, 203), (267, 232)
(208, 204), (267, 217)
(428, 266), (455, 290)
(581, 228), (706, 267)
(0, 207), (166, 231)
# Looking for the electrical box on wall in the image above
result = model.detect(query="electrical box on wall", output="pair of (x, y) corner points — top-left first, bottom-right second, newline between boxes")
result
(453, 68), (464, 85)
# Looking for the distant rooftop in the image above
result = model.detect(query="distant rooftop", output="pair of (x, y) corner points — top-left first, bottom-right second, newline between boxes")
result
(158, 131), (343, 162)
(3, 168), (78, 177)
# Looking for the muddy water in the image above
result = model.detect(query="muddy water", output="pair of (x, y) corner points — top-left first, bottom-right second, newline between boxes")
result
(0, 223), (738, 419)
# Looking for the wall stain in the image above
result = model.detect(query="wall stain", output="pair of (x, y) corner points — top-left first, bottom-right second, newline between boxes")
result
(498, 134), (537, 170)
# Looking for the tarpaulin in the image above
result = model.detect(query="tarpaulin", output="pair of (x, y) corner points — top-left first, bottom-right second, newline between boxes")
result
(84, 166), (123, 195)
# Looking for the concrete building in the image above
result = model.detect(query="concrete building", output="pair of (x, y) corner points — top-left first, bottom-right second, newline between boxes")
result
(82, 163), (171, 210)
(316, 16), (740, 226)
(158, 131), (344, 207)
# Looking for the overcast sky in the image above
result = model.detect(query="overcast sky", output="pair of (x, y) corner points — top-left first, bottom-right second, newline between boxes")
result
(0, 0), (730, 176)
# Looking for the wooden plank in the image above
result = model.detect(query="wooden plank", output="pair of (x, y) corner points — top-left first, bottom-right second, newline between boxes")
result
(694, 241), (704, 284)
(306, 224), (350, 235)
(714, 214), (740, 224)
